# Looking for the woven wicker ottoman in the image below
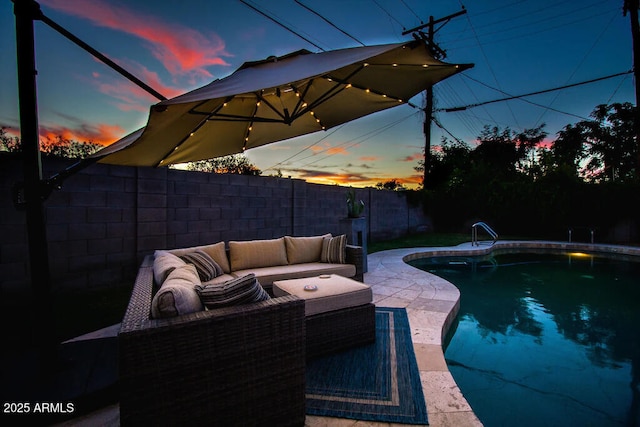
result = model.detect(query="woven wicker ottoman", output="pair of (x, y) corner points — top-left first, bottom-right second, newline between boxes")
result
(273, 274), (375, 358)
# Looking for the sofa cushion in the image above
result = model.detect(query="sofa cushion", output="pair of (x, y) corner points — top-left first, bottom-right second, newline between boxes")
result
(151, 264), (203, 318)
(153, 250), (187, 286)
(233, 262), (356, 288)
(320, 234), (347, 264)
(284, 235), (330, 265)
(169, 241), (231, 274)
(179, 250), (223, 282)
(195, 274), (270, 308)
(229, 238), (288, 271)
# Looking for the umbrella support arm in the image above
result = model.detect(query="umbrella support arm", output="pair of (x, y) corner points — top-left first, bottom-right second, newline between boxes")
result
(11, 0), (169, 206)
(36, 6), (168, 102)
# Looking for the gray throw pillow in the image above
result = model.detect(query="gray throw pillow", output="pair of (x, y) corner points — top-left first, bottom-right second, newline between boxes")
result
(180, 250), (223, 282)
(195, 274), (270, 309)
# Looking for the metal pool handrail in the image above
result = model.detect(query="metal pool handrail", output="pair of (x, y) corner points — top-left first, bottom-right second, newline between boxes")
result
(472, 222), (498, 246)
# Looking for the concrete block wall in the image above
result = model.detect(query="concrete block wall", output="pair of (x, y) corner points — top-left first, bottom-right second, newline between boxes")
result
(1, 154), (427, 292)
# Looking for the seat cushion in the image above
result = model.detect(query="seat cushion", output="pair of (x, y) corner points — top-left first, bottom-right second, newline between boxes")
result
(273, 274), (372, 316)
(233, 263), (356, 287)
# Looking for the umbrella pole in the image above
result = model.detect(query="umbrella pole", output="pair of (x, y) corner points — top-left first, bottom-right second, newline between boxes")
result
(13, 0), (57, 375)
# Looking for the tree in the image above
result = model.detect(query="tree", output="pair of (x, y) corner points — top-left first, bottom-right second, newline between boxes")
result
(472, 125), (547, 177)
(551, 123), (586, 173)
(0, 127), (22, 152)
(186, 154), (261, 175)
(418, 137), (472, 190)
(1, 127), (102, 158)
(581, 103), (637, 182)
(375, 179), (406, 191)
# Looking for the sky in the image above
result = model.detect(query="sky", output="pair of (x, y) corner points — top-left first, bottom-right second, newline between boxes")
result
(0, 0), (635, 188)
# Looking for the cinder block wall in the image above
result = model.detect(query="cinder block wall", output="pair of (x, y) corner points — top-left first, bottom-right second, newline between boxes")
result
(0, 154), (427, 292)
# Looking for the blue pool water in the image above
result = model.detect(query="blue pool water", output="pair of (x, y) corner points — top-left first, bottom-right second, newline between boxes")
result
(409, 251), (640, 427)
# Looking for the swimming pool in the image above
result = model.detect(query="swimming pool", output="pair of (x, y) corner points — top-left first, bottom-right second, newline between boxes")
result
(409, 250), (640, 426)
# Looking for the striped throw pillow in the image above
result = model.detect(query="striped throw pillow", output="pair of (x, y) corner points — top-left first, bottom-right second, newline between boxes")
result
(180, 250), (223, 282)
(320, 234), (346, 264)
(195, 274), (270, 308)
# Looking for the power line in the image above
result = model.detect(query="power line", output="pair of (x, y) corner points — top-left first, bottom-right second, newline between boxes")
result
(462, 9), (521, 128)
(460, 74), (590, 121)
(399, 0), (422, 23)
(294, 0), (365, 46)
(534, 9), (618, 126)
(238, 0), (326, 51)
(440, 70), (633, 112)
(263, 125), (345, 172)
(296, 111), (420, 168)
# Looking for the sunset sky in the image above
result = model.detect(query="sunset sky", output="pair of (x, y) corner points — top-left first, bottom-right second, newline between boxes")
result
(0, 0), (635, 188)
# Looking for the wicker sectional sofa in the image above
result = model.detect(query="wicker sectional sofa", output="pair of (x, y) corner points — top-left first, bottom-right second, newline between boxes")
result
(118, 234), (364, 426)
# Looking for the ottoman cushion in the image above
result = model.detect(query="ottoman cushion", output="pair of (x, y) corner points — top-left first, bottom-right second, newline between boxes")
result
(273, 275), (372, 316)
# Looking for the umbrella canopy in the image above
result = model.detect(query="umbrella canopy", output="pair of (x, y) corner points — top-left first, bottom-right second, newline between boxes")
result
(96, 40), (472, 167)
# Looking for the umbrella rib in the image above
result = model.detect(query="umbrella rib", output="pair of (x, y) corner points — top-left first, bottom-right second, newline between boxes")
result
(288, 64), (366, 124)
(156, 97), (233, 167)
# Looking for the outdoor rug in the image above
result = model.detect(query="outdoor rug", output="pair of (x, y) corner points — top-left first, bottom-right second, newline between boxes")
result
(306, 307), (428, 425)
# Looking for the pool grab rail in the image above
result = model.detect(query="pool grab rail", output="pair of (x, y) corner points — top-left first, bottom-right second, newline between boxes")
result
(471, 222), (498, 246)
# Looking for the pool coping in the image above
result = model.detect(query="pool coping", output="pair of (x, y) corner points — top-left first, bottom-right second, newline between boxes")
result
(363, 240), (640, 427)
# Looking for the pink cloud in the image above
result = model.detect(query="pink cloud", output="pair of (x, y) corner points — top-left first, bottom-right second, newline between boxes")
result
(400, 152), (424, 162)
(41, 0), (231, 79)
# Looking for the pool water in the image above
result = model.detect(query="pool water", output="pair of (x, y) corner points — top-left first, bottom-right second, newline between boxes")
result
(410, 252), (640, 427)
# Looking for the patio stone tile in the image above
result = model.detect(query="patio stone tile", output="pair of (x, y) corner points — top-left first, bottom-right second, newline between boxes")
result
(375, 296), (412, 308)
(420, 371), (474, 414)
(426, 411), (483, 427)
(413, 343), (448, 372)
(408, 298), (456, 314)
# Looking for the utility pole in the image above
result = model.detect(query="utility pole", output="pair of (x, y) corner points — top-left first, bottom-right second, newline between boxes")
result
(623, 0), (640, 177)
(403, 8), (467, 187)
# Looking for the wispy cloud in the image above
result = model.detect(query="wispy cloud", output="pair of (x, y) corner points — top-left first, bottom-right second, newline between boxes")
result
(359, 156), (379, 162)
(41, 0), (231, 80)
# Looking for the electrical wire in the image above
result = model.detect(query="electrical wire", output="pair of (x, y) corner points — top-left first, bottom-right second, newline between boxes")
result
(294, 0), (365, 46)
(295, 111), (420, 169)
(238, 0), (326, 51)
(440, 70), (633, 112)
(534, 9), (618, 126)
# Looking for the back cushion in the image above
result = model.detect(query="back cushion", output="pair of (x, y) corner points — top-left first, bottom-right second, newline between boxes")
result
(153, 250), (187, 286)
(229, 237), (288, 271)
(285, 234), (330, 264)
(169, 241), (230, 274)
(151, 264), (203, 318)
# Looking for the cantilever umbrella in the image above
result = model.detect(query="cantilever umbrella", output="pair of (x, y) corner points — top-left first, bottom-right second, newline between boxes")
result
(94, 40), (472, 167)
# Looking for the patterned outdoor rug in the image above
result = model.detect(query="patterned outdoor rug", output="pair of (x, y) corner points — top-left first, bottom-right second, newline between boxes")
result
(306, 307), (428, 425)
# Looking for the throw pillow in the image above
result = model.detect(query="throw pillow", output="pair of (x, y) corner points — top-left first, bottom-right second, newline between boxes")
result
(151, 264), (203, 318)
(179, 250), (223, 282)
(195, 274), (270, 309)
(153, 250), (187, 286)
(321, 234), (347, 264)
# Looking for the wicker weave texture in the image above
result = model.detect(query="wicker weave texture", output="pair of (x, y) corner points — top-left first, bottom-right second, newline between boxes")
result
(119, 256), (306, 426)
(306, 303), (376, 359)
